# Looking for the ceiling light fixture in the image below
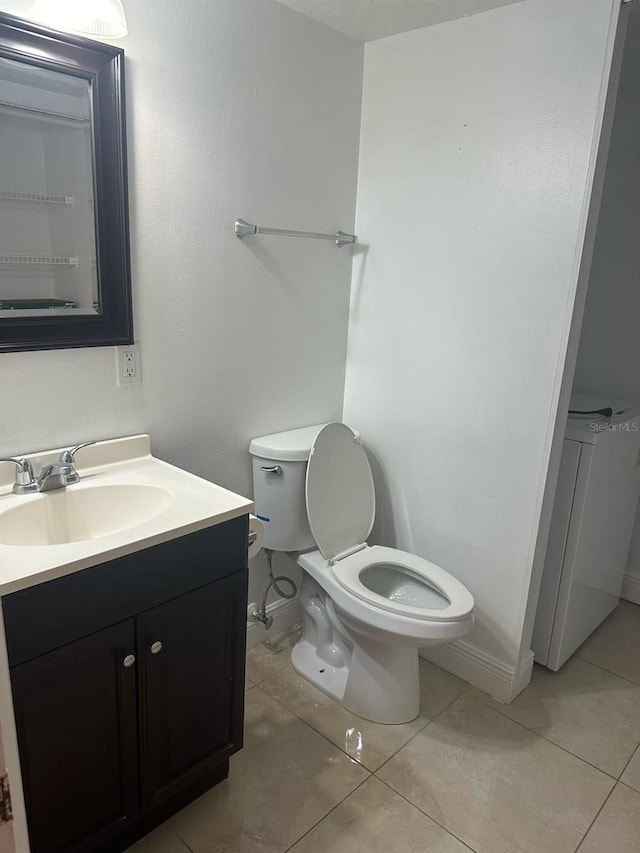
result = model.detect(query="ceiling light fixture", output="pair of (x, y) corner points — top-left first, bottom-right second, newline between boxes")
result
(33, 0), (128, 39)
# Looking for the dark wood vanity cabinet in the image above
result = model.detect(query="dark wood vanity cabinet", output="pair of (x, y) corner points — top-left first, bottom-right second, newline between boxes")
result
(11, 620), (139, 853)
(138, 574), (245, 813)
(3, 516), (249, 853)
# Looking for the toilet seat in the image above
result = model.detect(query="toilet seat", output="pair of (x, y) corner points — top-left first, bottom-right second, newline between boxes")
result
(332, 546), (475, 623)
(305, 424), (473, 625)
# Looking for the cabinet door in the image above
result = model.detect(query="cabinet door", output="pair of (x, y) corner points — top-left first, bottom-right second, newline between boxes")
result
(139, 572), (247, 812)
(11, 620), (138, 853)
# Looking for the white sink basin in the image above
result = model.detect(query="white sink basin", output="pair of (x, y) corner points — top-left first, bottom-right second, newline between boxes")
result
(0, 434), (253, 595)
(0, 483), (174, 546)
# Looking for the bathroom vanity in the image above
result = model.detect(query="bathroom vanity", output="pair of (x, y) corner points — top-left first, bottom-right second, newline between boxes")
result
(0, 436), (252, 853)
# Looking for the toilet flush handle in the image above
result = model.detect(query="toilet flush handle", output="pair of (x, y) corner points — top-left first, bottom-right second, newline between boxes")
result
(260, 465), (282, 475)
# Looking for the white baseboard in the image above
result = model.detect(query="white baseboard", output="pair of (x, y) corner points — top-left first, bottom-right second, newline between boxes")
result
(246, 596), (302, 651)
(622, 573), (640, 605)
(420, 640), (534, 704)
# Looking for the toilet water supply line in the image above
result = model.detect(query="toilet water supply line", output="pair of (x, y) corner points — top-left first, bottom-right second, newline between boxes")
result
(250, 549), (298, 630)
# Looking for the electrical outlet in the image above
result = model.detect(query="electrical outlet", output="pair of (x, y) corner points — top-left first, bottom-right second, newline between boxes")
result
(116, 345), (141, 386)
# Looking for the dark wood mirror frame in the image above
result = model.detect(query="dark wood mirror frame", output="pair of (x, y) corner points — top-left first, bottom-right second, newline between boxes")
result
(0, 12), (133, 353)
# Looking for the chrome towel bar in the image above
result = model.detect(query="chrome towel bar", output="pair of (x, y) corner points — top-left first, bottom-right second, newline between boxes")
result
(234, 218), (356, 248)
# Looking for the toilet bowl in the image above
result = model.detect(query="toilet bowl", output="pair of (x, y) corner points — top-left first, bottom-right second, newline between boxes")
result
(250, 422), (474, 724)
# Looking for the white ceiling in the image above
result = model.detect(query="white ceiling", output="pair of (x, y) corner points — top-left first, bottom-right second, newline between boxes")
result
(274, 0), (525, 42)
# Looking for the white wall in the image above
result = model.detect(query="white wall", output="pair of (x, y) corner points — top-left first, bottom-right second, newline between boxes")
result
(573, 12), (640, 402)
(572, 9), (640, 604)
(0, 0), (363, 615)
(343, 0), (618, 700)
(626, 509), (640, 603)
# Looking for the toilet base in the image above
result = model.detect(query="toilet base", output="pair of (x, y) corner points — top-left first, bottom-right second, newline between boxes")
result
(342, 637), (420, 724)
(291, 639), (349, 704)
(293, 573), (421, 724)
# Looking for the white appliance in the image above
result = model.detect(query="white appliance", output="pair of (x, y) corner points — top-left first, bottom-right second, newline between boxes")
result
(532, 395), (640, 670)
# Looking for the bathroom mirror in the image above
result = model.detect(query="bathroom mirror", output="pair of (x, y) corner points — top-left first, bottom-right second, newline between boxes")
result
(0, 13), (132, 352)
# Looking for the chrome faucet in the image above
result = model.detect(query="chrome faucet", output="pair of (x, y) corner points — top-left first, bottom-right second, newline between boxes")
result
(0, 442), (96, 495)
(37, 442), (96, 492)
(0, 457), (38, 494)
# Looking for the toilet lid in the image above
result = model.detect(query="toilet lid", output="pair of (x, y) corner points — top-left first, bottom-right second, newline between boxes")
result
(305, 422), (375, 562)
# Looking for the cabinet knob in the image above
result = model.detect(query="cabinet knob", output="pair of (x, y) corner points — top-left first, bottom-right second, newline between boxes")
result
(123, 654), (136, 668)
(150, 641), (163, 655)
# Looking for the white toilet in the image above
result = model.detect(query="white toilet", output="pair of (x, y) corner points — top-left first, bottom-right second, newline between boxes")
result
(249, 422), (474, 724)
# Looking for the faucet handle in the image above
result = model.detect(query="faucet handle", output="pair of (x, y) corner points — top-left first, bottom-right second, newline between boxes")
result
(59, 441), (96, 464)
(0, 457), (38, 494)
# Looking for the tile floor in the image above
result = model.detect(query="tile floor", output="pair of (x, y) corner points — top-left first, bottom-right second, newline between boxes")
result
(129, 600), (640, 853)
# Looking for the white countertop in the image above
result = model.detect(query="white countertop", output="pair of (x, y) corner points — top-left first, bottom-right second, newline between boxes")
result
(0, 435), (253, 596)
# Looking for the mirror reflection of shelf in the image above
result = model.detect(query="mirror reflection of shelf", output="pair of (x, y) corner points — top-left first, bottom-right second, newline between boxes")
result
(0, 255), (78, 267)
(0, 297), (99, 317)
(0, 307), (95, 317)
(0, 298), (76, 310)
(0, 99), (90, 126)
(0, 191), (74, 206)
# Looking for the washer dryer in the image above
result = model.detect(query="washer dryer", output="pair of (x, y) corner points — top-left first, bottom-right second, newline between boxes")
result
(532, 395), (640, 669)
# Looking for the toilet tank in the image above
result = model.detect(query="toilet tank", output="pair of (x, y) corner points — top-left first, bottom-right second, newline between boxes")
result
(249, 424), (326, 552)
